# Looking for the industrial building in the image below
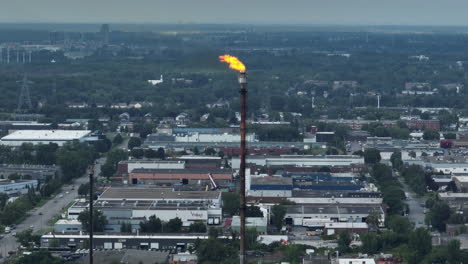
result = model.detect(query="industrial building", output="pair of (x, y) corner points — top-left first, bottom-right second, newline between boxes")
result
(246, 171), (367, 199)
(54, 219), (82, 233)
(453, 176), (468, 192)
(0, 164), (59, 181)
(177, 156), (222, 169)
(247, 176), (293, 198)
(129, 168), (232, 186)
(284, 204), (385, 227)
(231, 155), (364, 169)
(0, 179), (38, 195)
(323, 222), (369, 235)
(41, 233), (214, 251)
(0, 121), (52, 134)
(231, 216), (268, 234)
(145, 135), (316, 152)
(0, 130), (92, 146)
(421, 156), (468, 175)
(146, 127), (257, 144)
(117, 160), (186, 176)
(68, 187), (223, 232)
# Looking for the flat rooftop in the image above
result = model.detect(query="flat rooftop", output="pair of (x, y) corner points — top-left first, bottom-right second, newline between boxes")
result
(93, 199), (215, 210)
(0, 179), (36, 185)
(286, 205), (383, 215)
(179, 155), (222, 160)
(251, 177), (292, 185)
(120, 160), (185, 164)
(131, 168), (231, 174)
(453, 176), (468, 183)
(1, 130), (91, 141)
(99, 187), (221, 200)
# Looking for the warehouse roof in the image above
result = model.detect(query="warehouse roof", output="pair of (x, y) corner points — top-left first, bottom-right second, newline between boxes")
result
(99, 187), (221, 200)
(286, 205), (383, 215)
(1, 130), (91, 141)
(131, 168), (231, 174)
(251, 177), (292, 185)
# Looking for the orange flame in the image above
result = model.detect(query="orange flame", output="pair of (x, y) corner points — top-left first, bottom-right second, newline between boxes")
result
(219, 54), (246, 73)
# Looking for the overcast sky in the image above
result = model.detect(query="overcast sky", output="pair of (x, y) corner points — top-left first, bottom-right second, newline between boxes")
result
(2, 0), (468, 26)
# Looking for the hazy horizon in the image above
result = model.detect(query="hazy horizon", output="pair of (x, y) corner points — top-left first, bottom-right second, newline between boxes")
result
(3, 0), (468, 26)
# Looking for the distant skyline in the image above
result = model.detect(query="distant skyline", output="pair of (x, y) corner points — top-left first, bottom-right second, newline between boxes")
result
(2, 0), (468, 26)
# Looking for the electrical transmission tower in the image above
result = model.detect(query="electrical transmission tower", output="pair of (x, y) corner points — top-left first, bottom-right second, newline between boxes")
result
(17, 75), (33, 111)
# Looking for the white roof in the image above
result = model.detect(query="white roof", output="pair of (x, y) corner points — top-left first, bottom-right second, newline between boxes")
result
(453, 176), (468, 183)
(1, 130), (91, 141)
(324, 222), (368, 229)
(338, 259), (375, 264)
(55, 219), (81, 225)
(439, 192), (468, 198)
(232, 216), (267, 227)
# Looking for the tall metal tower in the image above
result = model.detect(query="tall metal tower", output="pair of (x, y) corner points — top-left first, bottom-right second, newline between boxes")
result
(17, 75), (33, 111)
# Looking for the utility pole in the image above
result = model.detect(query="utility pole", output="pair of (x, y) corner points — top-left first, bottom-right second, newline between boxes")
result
(88, 165), (94, 264)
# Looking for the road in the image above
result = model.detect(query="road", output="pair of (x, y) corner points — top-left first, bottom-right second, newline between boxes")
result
(0, 158), (105, 261)
(398, 176), (427, 229)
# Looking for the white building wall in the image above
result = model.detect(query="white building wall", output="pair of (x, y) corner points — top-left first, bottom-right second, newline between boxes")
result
(265, 158), (364, 167)
(431, 165), (468, 174)
(127, 162), (185, 172)
(1, 140), (78, 147)
(232, 156), (363, 169)
(175, 133), (256, 143)
(0, 180), (38, 195)
(132, 209), (210, 226)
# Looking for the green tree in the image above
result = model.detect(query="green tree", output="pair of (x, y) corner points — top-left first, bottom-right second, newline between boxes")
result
(16, 228), (40, 248)
(427, 200), (451, 232)
(423, 130), (440, 140)
(130, 148), (144, 159)
(77, 182), (90, 196)
(387, 215), (412, 234)
(120, 222), (132, 233)
(195, 237), (238, 263)
(165, 217), (183, 232)
(139, 215), (162, 233)
(284, 244), (303, 263)
(204, 147), (216, 156)
(338, 231), (352, 253)
(101, 148), (128, 178)
(271, 204), (286, 231)
(444, 133), (457, 140)
(127, 137), (142, 150)
(155, 147), (165, 160)
(446, 239), (463, 264)
(93, 138), (112, 153)
(57, 142), (96, 182)
(77, 209), (108, 232)
(246, 205), (264, 217)
(390, 151), (403, 170)
(366, 211), (381, 231)
(361, 233), (380, 254)
(222, 193), (240, 216)
(15, 249), (63, 264)
(189, 221), (207, 233)
(113, 133), (123, 144)
(364, 148), (381, 164)
(409, 228), (432, 258)
(0, 192), (8, 210)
